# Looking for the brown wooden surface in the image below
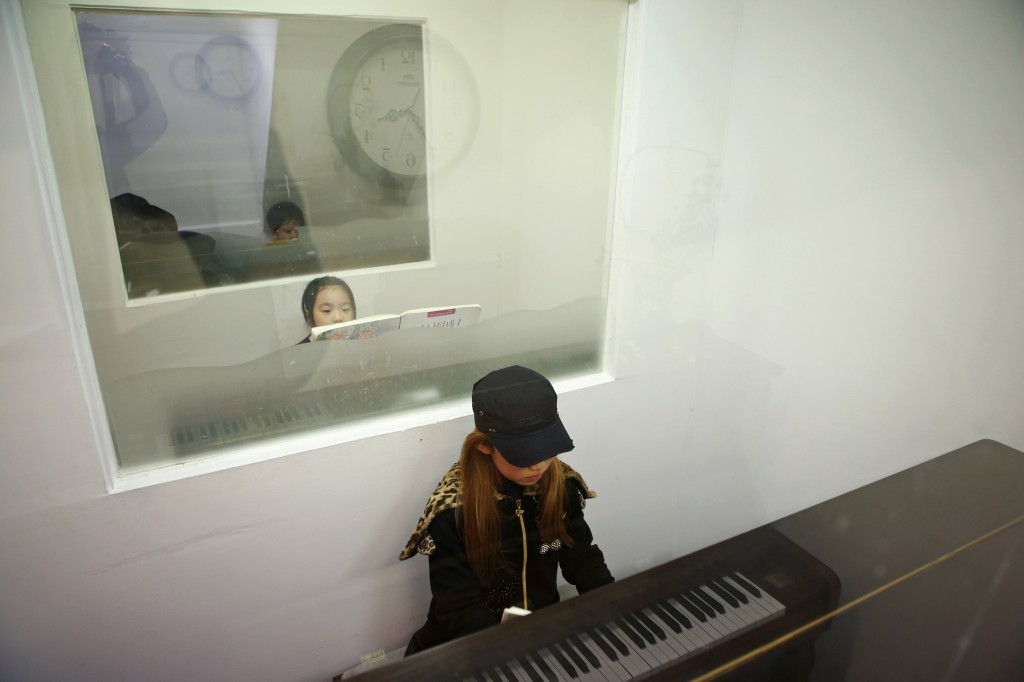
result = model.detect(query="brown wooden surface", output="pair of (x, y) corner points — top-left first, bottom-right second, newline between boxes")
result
(771, 438), (1024, 681)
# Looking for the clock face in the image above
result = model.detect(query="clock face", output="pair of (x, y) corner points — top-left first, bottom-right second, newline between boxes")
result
(196, 35), (261, 101)
(328, 24), (478, 186)
(349, 32), (427, 178)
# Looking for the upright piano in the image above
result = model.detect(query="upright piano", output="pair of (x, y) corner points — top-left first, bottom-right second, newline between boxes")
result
(351, 439), (1024, 681)
(354, 525), (839, 681)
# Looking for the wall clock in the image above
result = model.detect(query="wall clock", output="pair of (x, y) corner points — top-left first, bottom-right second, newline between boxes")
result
(327, 23), (478, 187)
(195, 34), (261, 101)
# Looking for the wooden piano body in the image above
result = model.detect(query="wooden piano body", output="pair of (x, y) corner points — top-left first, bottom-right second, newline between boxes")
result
(352, 439), (1023, 681)
(354, 525), (839, 681)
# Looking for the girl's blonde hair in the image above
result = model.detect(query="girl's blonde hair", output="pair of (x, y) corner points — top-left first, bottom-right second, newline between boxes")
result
(458, 430), (574, 585)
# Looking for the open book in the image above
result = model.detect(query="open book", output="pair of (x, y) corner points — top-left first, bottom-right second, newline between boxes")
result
(310, 304), (482, 341)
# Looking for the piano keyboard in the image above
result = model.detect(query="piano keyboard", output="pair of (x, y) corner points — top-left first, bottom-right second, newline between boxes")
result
(464, 572), (785, 682)
(353, 526), (839, 682)
(170, 395), (345, 453)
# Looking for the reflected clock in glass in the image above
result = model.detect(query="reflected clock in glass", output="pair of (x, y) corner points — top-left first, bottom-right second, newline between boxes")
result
(195, 34), (261, 101)
(328, 23), (478, 187)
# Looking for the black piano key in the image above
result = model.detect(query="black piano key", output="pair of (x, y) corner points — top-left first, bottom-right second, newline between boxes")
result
(580, 633), (628, 682)
(609, 621), (662, 671)
(673, 592), (707, 622)
(665, 603), (715, 648)
(496, 662), (519, 682)
(614, 618), (647, 649)
(715, 576), (748, 604)
(707, 580), (740, 608)
(659, 599), (692, 628)
(517, 661), (543, 682)
(682, 589), (716, 619)
(516, 656), (544, 682)
(567, 634), (601, 670)
(730, 571), (762, 597)
(623, 613), (656, 645)
(626, 613), (678, 667)
(738, 571), (786, 613)
(560, 638), (590, 674)
(528, 651), (559, 682)
(594, 624), (629, 658)
(649, 602), (682, 633)
(694, 586), (726, 614)
(722, 576), (772, 617)
(647, 602), (679, 630)
(688, 587), (721, 617)
(634, 609), (666, 640)
(587, 627), (620, 661)
(677, 593), (729, 639)
(498, 662), (519, 682)
(642, 608), (690, 659)
(547, 644), (577, 679)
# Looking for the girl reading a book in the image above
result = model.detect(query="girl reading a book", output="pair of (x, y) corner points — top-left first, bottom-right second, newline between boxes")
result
(400, 365), (615, 655)
(297, 276), (356, 344)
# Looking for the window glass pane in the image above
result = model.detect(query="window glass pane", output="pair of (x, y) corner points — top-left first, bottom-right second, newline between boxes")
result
(24, 1), (627, 476)
(78, 12), (432, 297)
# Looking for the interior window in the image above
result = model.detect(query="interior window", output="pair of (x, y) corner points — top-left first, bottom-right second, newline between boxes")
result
(23, 1), (628, 477)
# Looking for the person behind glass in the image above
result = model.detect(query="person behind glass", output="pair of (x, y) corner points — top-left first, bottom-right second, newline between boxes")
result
(400, 365), (615, 655)
(266, 201), (305, 242)
(297, 276), (356, 344)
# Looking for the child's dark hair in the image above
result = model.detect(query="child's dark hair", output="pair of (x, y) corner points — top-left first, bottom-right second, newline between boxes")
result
(300, 276), (356, 326)
(267, 201), (306, 232)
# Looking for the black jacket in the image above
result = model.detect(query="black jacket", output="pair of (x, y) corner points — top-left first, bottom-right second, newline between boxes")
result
(402, 462), (614, 655)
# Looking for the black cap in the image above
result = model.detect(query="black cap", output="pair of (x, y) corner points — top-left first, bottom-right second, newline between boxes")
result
(472, 365), (574, 467)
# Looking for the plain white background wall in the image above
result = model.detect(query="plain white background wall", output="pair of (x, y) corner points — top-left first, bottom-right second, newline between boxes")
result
(2, 1), (1023, 681)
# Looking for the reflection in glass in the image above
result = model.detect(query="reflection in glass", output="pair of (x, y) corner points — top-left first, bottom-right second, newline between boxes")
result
(23, 1), (627, 474)
(77, 11), (431, 299)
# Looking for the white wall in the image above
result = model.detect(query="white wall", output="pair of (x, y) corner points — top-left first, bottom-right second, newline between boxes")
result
(2, 1), (1023, 681)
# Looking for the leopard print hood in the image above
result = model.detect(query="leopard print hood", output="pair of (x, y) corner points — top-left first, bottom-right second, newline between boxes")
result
(399, 460), (596, 560)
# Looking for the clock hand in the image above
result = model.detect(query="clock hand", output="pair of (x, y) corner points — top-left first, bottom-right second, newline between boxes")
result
(376, 108), (426, 138)
(407, 88), (421, 110)
(222, 69), (242, 91)
(404, 89), (425, 136)
(377, 109), (404, 123)
(406, 110), (426, 138)
(376, 89), (426, 138)
(377, 88), (423, 119)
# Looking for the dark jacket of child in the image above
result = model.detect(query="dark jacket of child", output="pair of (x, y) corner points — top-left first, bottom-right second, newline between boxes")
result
(400, 461), (614, 655)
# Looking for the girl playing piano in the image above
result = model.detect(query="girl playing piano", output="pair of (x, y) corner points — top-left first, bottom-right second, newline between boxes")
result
(400, 365), (614, 655)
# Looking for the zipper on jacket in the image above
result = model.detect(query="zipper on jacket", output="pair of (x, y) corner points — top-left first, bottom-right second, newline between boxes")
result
(515, 498), (528, 609)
